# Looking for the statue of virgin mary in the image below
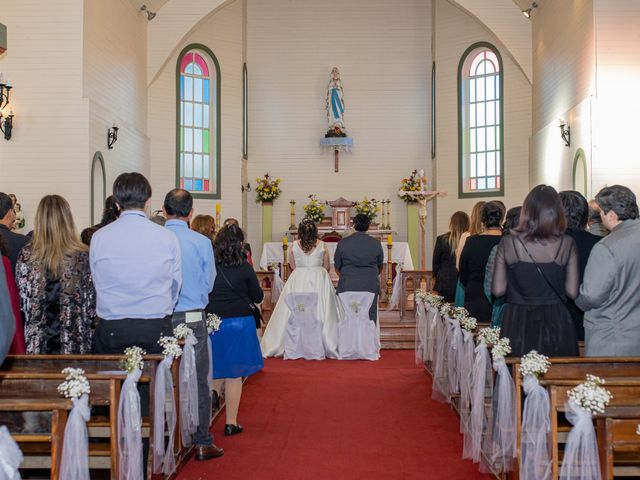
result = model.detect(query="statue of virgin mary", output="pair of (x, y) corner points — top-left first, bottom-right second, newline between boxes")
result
(326, 67), (345, 130)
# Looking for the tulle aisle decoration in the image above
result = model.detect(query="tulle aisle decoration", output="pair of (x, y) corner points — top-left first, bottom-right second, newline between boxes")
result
(118, 346), (145, 480)
(174, 324), (199, 447)
(426, 305), (439, 364)
(57, 368), (91, 480)
(447, 317), (462, 395)
(414, 292), (428, 365)
(464, 340), (492, 462)
(519, 351), (552, 480)
(559, 375), (612, 480)
(271, 266), (285, 304)
(489, 338), (516, 473)
(431, 307), (452, 403)
(458, 329), (475, 436)
(388, 263), (403, 309)
(0, 426), (23, 480)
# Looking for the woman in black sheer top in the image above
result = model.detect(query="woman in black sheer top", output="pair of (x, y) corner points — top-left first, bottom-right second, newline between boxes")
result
(492, 185), (579, 357)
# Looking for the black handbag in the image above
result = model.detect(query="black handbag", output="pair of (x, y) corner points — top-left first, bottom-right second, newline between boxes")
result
(218, 268), (263, 328)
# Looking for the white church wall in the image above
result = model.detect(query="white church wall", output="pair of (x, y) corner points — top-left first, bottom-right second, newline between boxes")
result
(0, 0), (89, 231)
(84, 0), (150, 223)
(147, 0), (243, 222)
(246, 0), (432, 264)
(433, 0), (531, 239)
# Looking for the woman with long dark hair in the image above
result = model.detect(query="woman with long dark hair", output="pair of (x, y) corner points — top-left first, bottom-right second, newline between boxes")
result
(206, 224), (264, 435)
(260, 218), (341, 358)
(492, 185), (579, 356)
(81, 195), (120, 246)
(432, 211), (470, 302)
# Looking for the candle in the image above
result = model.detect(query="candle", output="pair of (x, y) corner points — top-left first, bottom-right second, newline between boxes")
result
(387, 234), (393, 246)
(283, 236), (288, 246)
(215, 204), (221, 214)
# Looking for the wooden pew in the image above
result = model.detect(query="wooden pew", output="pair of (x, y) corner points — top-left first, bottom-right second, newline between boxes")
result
(547, 379), (640, 480)
(596, 407), (640, 480)
(1, 354), (181, 480)
(398, 270), (433, 321)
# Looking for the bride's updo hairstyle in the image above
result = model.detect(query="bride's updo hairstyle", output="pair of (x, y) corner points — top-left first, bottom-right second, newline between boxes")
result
(298, 218), (318, 253)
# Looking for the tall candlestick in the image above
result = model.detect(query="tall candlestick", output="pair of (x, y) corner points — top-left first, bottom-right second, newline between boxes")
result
(386, 199), (392, 229)
(215, 204), (221, 231)
(282, 236), (288, 246)
(381, 200), (387, 230)
(282, 242), (289, 280)
(386, 243), (393, 296)
(387, 233), (393, 246)
(289, 200), (296, 230)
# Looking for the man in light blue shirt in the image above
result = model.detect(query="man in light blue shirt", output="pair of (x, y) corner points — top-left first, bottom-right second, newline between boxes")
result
(91, 173), (181, 355)
(164, 188), (223, 460)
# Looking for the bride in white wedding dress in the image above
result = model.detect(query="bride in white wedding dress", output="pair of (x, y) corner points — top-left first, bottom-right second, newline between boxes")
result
(260, 219), (341, 358)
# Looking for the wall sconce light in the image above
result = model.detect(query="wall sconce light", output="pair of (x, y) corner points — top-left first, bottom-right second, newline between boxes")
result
(0, 73), (14, 141)
(522, 2), (538, 19)
(559, 118), (570, 147)
(241, 182), (251, 192)
(107, 124), (119, 149)
(139, 4), (156, 21)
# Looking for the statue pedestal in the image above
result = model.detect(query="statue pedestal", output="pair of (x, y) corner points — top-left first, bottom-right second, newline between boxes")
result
(406, 203), (420, 270)
(262, 201), (273, 243)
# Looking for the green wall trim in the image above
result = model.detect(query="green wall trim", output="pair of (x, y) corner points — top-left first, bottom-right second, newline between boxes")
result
(175, 43), (222, 200)
(406, 203), (420, 269)
(91, 151), (106, 225)
(572, 148), (588, 196)
(457, 41), (505, 199)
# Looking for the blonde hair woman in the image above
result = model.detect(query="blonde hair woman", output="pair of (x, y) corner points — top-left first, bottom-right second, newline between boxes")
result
(15, 195), (96, 353)
(432, 211), (470, 302)
(455, 201), (486, 270)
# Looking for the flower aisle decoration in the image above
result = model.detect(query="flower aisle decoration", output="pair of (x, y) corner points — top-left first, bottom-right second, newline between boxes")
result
(354, 197), (379, 222)
(58, 368), (91, 480)
(426, 293), (444, 309)
(520, 351), (551, 379)
(560, 375), (613, 479)
(491, 337), (512, 362)
(154, 336), (181, 475)
(303, 194), (325, 223)
(206, 313), (222, 334)
(439, 303), (453, 318)
(120, 346), (145, 373)
(414, 290), (428, 303)
(460, 316), (477, 332)
(254, 173), (282, 203)
(398, 169), (426, 203)
(158, 336), (182, 360)
(567, 374), (612, 415)
(477, 326), (501, 347)
(173, 324), (199, 447)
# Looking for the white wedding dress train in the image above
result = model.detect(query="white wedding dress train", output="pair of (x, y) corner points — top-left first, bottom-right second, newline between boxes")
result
(261, 241), (341, 358)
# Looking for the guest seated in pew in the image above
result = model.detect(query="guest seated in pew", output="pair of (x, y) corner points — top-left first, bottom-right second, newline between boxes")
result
(164, 189), (224, 460)
(91, 172), (180, 355)
(206, 224), (264, 436)
(559, 190), (600, 341)
(492, 185), (579, 357)
(16, 195), (96, 354)
(459, 201), (504, 322)
(432, 211), (469, 303)
(576, 185), (640, 357)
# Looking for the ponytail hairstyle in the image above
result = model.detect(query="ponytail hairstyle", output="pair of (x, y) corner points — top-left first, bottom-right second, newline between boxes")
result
(298, 218), (318, 253)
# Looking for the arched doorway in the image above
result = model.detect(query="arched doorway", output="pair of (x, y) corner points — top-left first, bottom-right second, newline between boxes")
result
(572, 148), (588, 197)
(91, 151), (106, 224)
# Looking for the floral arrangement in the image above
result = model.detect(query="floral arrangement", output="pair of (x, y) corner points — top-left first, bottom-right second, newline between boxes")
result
(255, 173), (282, 203)
(491, 337), (512, 361)
(303, 195), (325, 223)
(477, 327), (501, 347)
(354, 197), (379, 222)
(453, 307), (469, 320)
(426, 293), (444, 309)
(57, 367), (90, 399)
(158, 336), (182, 360)
(173, 323), (194, 341)
(439, 303), (454, 317)
(414, 290), (428, 303)
(519, 350), (551, 378)
(460, 316), (477, 332)
(325, 125), (347, 138)
(568, 374), (613, 415)
(398, 169), (426, 203)
(206, 313), (222, 334)
(120, 346), (145, 373)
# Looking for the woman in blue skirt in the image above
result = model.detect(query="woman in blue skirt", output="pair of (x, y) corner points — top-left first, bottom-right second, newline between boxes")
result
(206, 224), (264, 436)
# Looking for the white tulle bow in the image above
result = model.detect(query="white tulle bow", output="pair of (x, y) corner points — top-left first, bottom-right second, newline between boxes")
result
(520, 375), (551, 480)
(118, 368), (143, 480)
(0, 425), (23, 480)
(559, 400), (601, 480)
(60, 394), (91, 480)
(153, 356), (177, 475)
(490, 356), (517, 473)
(179, 333), (199, 447)
(464, 342), (492, 462)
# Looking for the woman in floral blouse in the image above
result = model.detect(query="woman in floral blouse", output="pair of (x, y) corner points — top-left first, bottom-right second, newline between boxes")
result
(16, 195), (96, 354)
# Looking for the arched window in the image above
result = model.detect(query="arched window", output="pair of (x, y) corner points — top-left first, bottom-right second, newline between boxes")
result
(458, 43), (503, 198)
(177, 45), (221, 198)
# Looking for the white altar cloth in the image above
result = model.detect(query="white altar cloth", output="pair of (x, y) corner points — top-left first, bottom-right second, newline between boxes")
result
(259, 241), (414, 271)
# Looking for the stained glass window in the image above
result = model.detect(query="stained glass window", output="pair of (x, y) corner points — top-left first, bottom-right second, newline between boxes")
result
(178, 48), (218, 196)
(459, 45), (503, 197)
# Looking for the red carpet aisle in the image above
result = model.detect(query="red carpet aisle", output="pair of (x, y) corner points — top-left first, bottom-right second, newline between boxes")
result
(177, 350), (491, 480)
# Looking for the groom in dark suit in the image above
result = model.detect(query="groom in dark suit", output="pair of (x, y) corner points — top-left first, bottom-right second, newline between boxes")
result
(334, 214), (384, 322)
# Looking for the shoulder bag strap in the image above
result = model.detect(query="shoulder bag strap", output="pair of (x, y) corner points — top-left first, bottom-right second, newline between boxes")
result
(515, 237), (567, 305)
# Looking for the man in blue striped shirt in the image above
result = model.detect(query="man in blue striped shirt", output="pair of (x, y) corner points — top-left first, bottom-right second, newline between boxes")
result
(164, 188), (223, 460)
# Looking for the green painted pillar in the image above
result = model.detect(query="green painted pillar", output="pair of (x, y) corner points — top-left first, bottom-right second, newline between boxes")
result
(406, 202), (420, 270)
(262, 201), (273, 244)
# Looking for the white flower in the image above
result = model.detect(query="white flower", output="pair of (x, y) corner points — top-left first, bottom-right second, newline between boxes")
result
(206, 313), (222, 334)
(120, 346), (146, 373)
(295, 303), (305, 312)
(439, 303), (453, 317)
(349, 301), (361, 313)
(158, 336), (182, 359)
(414, 290), (428, 302)
(568, 374), (613, 415)
(520, 350), (551, 378)
(491, 337), (511, 361)
(173, 323), (194, 340)
(57, 367), (90, 399)
(477, 327), (501, 347)
(460, 316), (477, 332)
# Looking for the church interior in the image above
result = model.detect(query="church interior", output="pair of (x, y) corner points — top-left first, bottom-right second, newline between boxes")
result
(2, 0), (640, 479)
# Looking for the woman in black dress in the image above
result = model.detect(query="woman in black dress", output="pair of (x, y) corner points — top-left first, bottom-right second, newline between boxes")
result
(559, 190), (600, 341)
(459, 202), (504, 322)
(432, 211), (469, 302)
(492, 185), (579, 357)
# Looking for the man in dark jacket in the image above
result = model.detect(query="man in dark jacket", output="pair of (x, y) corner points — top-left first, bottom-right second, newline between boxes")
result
(0, 192), (28, 273)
